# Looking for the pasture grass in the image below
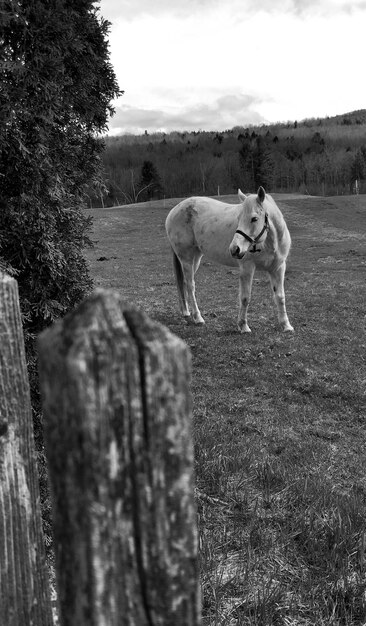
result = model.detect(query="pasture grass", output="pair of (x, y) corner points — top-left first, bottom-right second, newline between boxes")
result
(86, 193), (366, 625)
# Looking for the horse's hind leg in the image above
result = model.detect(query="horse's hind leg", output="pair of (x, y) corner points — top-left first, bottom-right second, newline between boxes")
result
(181, 251), (204, 324)
(172, 250), (190, 318)
(268, 263), (294, 332)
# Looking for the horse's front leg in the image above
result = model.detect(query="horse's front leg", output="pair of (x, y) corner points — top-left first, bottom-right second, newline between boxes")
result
(237, 264), (255, 333)
(182, 257), (205, 324)
(268, 263), (294, 331)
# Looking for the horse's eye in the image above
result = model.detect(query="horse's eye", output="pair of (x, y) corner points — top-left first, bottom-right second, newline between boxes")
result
(251, 217), (258, 223)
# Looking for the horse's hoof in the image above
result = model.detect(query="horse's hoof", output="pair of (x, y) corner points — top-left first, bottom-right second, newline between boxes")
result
(238, 325), (251, 333)
(283, 325), (294, 332)
(183, 315), (205, 325)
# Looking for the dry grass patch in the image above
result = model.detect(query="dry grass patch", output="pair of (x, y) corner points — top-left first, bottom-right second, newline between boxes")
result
(86, 194), (366, 625)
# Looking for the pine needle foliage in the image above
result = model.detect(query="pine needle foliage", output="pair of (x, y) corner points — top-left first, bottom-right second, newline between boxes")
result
(0, 0), (122, 537)
(0, 0), (122, 335)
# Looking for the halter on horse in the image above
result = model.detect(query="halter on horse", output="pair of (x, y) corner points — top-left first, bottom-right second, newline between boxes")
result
(235, 213), (269, 253)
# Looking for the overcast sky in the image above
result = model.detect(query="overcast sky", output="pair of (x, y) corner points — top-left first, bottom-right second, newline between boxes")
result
(99, 0), (366, 135)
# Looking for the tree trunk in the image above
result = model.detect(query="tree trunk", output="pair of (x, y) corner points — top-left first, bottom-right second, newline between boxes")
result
(38, 289), (201, 626)
(0, 273), (53, 626)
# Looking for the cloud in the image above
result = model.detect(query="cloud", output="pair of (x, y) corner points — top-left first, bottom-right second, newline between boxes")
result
(108, 93), (267, 135)
(294, 0), (366, 13)
(100, 0), (366, 21)
(100, 0), (366, 133)
(99, 0), (217, 21)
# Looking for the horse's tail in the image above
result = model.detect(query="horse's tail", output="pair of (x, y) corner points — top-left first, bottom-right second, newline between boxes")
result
(171, 248), (188, 315)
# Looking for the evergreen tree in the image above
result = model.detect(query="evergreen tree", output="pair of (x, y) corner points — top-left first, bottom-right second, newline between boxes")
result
(0, 0), (121, 336)
(252, 136), (274, 190)
(350, 148), (366, 186)
(0, 0), (121, 528)
(238, 139), (255, 191)
(310, 131), (326, 154)
(239, 136), (274, 191)
(139, 160), (163, 200)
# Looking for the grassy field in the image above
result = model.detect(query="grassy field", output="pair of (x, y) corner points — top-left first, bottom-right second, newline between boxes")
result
(86, 193), (366, 625)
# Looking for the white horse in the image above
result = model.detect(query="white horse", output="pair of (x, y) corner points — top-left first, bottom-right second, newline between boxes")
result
(165, 187), (293, 332)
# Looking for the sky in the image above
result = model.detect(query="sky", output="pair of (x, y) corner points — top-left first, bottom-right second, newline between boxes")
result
(98, 0), (366, 135)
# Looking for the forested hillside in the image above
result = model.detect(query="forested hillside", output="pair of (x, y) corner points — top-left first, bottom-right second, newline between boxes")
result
(95, 110), (366, 206)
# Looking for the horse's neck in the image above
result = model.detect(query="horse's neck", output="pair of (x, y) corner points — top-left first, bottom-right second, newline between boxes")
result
(265, 219), (278, 251)
(267, 210), (284, 245)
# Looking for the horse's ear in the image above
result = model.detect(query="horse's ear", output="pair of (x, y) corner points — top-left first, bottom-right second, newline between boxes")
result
(238, 189), (247, 202)
(257, 186), (266, 203)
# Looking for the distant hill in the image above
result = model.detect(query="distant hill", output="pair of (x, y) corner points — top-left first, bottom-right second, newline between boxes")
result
(323, 109), (366, 126)
(94, 110), (366, 206)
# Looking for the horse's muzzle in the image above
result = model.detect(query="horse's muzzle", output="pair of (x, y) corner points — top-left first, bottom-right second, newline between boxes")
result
(230, 245), (245, 259)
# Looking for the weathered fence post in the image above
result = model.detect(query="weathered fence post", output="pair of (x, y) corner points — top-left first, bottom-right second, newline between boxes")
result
(38, 289), (201, 626)
(0, 273), (53, 626)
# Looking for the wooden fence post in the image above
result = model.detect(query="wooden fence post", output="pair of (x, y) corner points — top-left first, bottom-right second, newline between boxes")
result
(38, 289), (201, 626)
(0, 273), (53, 626)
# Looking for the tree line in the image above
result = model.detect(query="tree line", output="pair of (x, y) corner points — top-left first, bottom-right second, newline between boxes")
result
(97, 110), (366, 206)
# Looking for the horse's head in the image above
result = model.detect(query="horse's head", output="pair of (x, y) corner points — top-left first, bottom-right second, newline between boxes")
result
(229, 187), (269, 258)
